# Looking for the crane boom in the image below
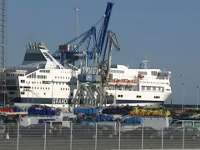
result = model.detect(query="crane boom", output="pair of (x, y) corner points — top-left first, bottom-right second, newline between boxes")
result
(97, 2), (113, 55)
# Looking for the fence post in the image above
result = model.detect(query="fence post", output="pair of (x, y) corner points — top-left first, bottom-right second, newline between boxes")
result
(141, 125), (144, 150)
(44, 123), (47, 150)
(182, 127), (185, 149)
(95, 123), (97, 150)
(118, 122), (121, 150)
(70, 122), (73, 150)
(17, 121), (19, 150)
(161, 127), (164, 150)
(6, 124), (10, 140)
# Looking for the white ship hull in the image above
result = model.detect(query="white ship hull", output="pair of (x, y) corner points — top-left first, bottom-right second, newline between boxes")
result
(107, 90), (171, 106)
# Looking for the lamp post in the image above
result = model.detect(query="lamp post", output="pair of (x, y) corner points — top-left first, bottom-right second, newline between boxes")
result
(3, 68), (6, 107)
(181, 82), (184, 112)
(196, 85), (199, 110)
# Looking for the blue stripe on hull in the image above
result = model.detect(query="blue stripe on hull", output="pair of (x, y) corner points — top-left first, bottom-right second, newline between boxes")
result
(13, 98), (54, 104)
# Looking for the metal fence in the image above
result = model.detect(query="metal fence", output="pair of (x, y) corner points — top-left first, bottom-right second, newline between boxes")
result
(0, 122), (200, 150)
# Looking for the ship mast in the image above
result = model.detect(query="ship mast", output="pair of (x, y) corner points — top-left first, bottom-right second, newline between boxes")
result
(0, 0), (6, 69)
(0, 0), (6, 106)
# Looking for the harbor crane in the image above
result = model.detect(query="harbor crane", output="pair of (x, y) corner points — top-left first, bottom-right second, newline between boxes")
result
(57, 2), (120, 106)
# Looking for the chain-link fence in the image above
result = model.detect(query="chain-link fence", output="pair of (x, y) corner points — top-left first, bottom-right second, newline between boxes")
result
(0, 122), (200, 150)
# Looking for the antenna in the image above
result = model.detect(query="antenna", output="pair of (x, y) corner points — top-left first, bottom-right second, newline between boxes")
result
(0, 0), (6, 69)
(74, 7), (80, 37)
(139, 60), (150, 69)
(0, 0), (6, 106)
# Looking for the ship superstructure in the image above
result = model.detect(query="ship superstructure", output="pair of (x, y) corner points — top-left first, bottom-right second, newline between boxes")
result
(106, 63), (171, 106)
(17, 42), (78, 107)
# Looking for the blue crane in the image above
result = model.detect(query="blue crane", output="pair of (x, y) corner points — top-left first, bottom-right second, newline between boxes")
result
(59, 26), (97, 65)
(57, 2), (114, 67)
(97, 2), (113, 55)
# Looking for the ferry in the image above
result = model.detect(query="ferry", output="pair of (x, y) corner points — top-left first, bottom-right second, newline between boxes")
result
(105, 61), (172, 106)
(16, 42), (79, 108)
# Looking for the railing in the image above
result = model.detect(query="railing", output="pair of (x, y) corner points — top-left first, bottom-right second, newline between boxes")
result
(0, 122), (200, 150)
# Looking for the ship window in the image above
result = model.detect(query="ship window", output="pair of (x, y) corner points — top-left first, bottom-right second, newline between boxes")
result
(42, 81), (51, 84)
(147, 86), (151, 90)
(21, 80), (25, 83)
(151, 71), (158, 76)
(138, 71), (147, 75)
(154, 96), (160, 99)
(37, 75), (47, 79)
(157, 87), (164, 92)
(137, 95), (141, 98)
(141, 86), (145, 91)
(23, 53), (46, 61)
(21, 92), (25, 95)
(40, 70), (50, 73)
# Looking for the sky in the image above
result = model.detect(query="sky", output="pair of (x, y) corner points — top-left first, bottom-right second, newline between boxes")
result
(5, 0), (200, 105)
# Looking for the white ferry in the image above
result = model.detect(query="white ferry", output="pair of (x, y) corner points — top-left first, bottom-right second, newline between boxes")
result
(105, 61), (171, 106)
(17, 42), (79, 107)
